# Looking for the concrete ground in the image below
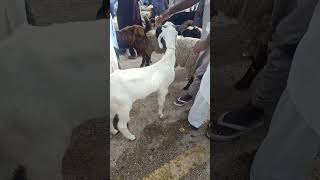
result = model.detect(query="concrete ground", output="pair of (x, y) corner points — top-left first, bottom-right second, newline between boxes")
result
(110, 53), (210, 179)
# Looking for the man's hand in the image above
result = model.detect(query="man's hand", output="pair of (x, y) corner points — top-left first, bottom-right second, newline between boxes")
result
(155, 13), (170, 27)
(193, 40), (209, 54)
(155, 16), (164, 27)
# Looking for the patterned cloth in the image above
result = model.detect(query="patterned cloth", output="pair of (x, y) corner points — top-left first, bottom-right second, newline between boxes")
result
(193, 0), (205, 27)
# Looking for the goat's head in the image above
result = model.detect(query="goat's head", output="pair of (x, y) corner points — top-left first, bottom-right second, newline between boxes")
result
(117, 25), (145, 46)
(156, 22), (178, 49)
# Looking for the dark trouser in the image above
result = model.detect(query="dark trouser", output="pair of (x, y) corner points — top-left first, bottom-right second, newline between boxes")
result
(188, 49), (210, 97)
(251, 0), (318, 120)
(117, 0), (142, 29)
(251, 89), (320, 180)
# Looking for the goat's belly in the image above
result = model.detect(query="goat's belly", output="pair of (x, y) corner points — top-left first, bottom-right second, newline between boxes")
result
(129, 85), (158, 101)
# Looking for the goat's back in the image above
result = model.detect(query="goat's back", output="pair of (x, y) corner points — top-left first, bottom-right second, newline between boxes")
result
(176, 36), (199, 67)
(110, 59), (175, 104)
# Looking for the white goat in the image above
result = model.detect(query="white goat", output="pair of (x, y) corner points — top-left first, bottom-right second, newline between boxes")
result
(145, 30), (199, 79)
(110, 22), (178, 140)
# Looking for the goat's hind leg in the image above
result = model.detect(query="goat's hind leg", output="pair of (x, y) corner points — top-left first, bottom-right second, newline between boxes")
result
(157, 88), (168, 118)
(110, 111), (118, 135)
(117, 106), (136, 140)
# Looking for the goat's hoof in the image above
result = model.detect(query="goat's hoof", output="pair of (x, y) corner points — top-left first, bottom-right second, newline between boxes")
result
(111, 129), (119, 135)
(127, 135), (136, 141)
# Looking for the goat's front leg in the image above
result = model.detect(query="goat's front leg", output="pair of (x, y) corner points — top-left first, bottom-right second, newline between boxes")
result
(117, 106), (136, 140)
(140, 57), (146, 67)
(146, 55), (151, 66)
(157, 89), (168, 118)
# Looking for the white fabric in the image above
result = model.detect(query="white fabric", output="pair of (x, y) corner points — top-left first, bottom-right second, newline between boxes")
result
(188, 63), (210, 128)
(200, 0), (210, 40)
(110, 18), (119, 73)
(287, 1), (320, 134)
(110, 40), (119, 73)
(251, 89), (320, 180)
(110, 16), (119, 49)
(199, 63), (210, 104)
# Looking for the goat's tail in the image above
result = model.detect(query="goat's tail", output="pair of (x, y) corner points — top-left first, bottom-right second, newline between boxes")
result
(143, 16), (152, 34)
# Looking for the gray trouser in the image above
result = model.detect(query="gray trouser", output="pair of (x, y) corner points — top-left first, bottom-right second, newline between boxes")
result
(250, 89), (320, 180)
(188, 49), (210, 97)
(251, 0), (318, 117)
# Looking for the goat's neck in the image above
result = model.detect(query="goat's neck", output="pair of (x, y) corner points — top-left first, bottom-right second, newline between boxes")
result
(161, 47), (176, 67)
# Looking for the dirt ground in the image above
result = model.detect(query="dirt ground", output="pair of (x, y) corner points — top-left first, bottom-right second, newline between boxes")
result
(110, 53), (210, 179)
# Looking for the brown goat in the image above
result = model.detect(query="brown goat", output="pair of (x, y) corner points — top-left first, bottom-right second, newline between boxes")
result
(116, 25), (152, 67)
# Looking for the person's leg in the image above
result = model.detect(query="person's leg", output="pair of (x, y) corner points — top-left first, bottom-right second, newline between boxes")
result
(251, 89), (320, 180)
(174, 50), (210, 107)
(208, 0), (318, 141)
(234, 45), (268, 90)
(252, 0), (318, 124)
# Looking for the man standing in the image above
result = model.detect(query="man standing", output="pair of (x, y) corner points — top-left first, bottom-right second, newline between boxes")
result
(117, 0), (142, 59)
(208, 0), (319, 141)
(251, 1), (320, 179)
(156, 0), (210, 110)
(152, 0), (169, 16)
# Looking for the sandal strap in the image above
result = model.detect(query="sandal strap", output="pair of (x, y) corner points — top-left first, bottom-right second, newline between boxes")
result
(177, 97), (190, 103)
(217, 112), (263, 131)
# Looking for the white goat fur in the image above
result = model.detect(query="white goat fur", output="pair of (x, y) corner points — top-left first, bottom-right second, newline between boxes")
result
(110, 22), (178, 140)
(146, 30), (200, 78)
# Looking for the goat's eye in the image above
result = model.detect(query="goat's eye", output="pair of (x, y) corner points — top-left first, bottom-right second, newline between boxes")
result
(163, 25), (168, 28)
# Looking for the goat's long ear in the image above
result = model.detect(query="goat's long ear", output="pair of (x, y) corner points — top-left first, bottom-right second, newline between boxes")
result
(158, 33), (164, 49)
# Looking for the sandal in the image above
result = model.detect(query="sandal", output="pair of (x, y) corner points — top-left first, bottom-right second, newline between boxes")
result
(174, 94), (193, 107)
(207, 103), (264, 141)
